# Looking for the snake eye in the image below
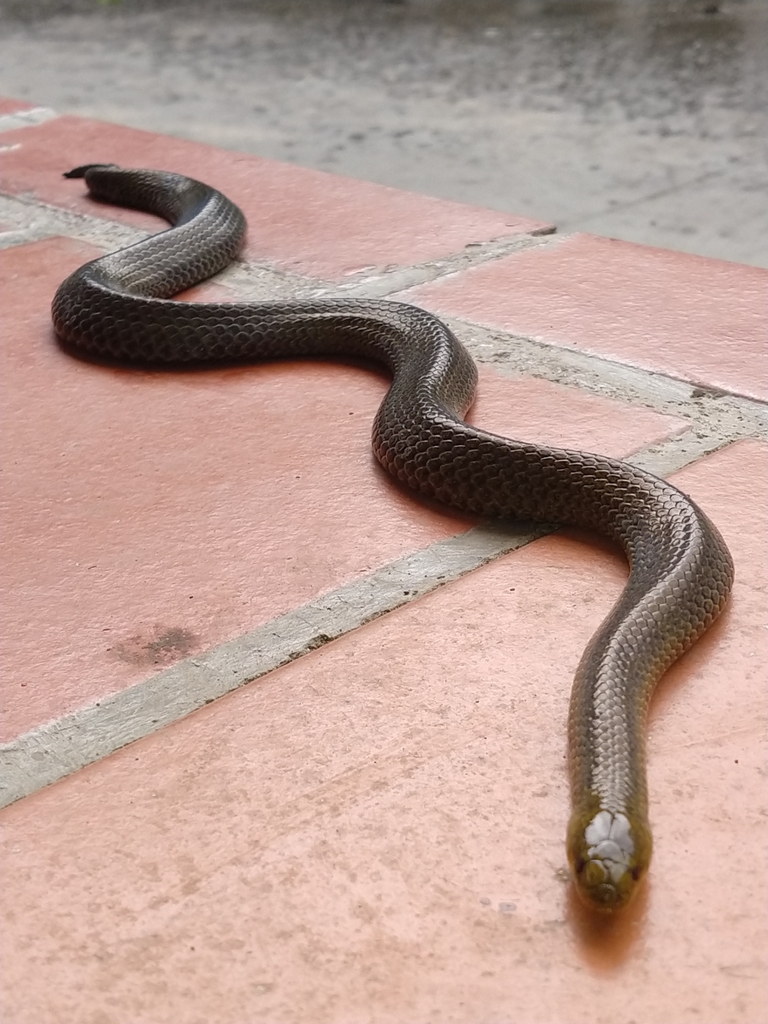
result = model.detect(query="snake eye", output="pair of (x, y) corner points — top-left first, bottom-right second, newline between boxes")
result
(631, 866), (641, 882)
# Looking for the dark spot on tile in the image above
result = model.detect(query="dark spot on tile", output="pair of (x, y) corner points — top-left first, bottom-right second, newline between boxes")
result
(111, 626), (199, 667)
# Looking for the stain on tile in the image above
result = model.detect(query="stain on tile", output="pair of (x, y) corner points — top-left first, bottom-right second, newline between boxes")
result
(111, 627), (199, 667)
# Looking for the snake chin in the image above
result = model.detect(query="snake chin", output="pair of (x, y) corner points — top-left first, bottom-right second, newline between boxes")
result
(567, 808), (652, 912)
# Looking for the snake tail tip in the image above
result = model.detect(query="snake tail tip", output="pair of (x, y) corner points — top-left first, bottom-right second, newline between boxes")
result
(63, 163), (120, 180)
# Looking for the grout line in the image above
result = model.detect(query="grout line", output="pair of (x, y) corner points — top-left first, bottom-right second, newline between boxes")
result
(0, 226), (51, 249)
(0, 191), (148, 251)
(0, 105), (59, 135)
(0, 190), (558, 286)
(305, 230), (560, 299)
(3, 187), (766, 436)
(0, 522), (549, 808)
(3, 190), (765, 467)
(457, 321), (768, 435)
(628, 434), (735, 478)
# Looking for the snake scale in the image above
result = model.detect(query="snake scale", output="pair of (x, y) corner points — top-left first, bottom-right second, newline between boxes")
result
(52, 165), (734, 911)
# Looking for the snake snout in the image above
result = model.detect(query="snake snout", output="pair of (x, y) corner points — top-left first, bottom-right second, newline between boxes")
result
(567, 808), (652, 912)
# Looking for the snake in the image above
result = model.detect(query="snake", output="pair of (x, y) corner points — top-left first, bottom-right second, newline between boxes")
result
(51, 164), (734, 912)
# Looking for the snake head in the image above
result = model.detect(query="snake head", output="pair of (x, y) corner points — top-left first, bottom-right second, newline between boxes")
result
(567, 808), (652, 911)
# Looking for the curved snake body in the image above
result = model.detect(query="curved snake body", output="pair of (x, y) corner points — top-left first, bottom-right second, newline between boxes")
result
(52, 165), (734, 910)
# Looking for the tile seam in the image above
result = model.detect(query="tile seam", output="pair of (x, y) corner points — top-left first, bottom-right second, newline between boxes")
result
(0, 191), (149, 251)
(0, 105), (59, 134)
(0, 522), (549, 809)
(626, 431), (752, 479)
(456, 322), (768, 432)
(306, 230), (560, 297)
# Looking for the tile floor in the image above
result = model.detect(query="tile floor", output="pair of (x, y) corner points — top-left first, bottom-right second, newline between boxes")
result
(1, 101), (766, 1024)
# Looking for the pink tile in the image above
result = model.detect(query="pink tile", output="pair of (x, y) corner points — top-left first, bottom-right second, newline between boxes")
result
(0, 442), (762, 1024)
(0, 97), (35, 115)
(469, 365), (687, 456)
(0, 115), (551, 280)
(405, 233), (768, 401)
(1, 235), (686, 740)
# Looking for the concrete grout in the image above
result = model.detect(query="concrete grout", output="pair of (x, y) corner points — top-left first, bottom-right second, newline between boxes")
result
(457, 321), (768, 435)
(0, 522), (549, 808)
(0, 105), (58, 135)
(0, 191), (148, 251)
(306, 230), (559, 299)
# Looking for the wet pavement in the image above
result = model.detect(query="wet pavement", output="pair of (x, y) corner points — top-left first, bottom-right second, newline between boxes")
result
(0, 0), (766, 263)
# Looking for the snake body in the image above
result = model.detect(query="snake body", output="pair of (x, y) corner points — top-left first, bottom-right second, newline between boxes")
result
(52, 165), (734, 911)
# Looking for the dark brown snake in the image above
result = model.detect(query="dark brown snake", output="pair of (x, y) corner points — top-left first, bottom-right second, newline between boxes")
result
(52, 165), (734, 911)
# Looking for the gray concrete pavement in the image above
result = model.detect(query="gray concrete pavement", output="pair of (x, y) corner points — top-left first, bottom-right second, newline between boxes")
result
(1, 0), (766, 266)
